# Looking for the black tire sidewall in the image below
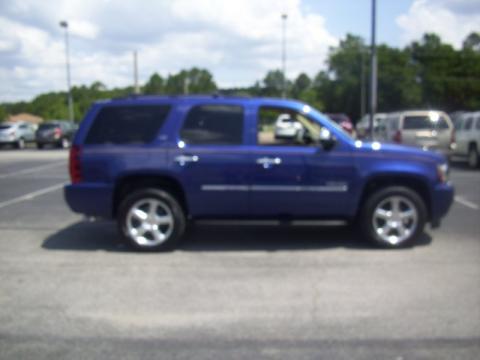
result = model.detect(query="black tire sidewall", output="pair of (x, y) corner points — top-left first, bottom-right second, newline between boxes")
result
(118, 188), (186, 251)
(361, 186), (427, 248)
(468, 147), (479, 169)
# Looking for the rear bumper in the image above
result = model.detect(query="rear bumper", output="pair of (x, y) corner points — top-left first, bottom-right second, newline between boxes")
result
(430, 182), (454, 224)
(64, 183), (114, 219)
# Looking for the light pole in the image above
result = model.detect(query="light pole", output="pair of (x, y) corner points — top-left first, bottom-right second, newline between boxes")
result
(60, 21), (74, 122)
(369, 0), (377, 139)
(281, 13), (288, 98)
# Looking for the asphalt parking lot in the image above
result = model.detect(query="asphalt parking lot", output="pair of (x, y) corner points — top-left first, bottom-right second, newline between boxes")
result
(0, 149), (479, 359)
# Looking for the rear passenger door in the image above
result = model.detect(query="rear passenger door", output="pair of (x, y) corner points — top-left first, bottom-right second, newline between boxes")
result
(170, 104), (250, 217)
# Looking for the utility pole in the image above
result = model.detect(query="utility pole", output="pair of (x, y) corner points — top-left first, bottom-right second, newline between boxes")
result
(360, 50), (366, 120)
(183, 77), (190, 95)
(369, 0), (377, 139)
(60, 21), (74, 122)
(133, 51), (139, 94)
(281, 13), (288, 98)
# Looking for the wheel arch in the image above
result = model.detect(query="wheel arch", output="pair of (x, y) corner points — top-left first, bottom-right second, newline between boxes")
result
(113, 173), (188, 218)
(357, 174), (432, 221)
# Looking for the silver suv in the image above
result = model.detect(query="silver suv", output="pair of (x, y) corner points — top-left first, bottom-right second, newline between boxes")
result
(375, 110), (455, 157)
(453, 111), (480, 168)
(0, 122), (36, 149)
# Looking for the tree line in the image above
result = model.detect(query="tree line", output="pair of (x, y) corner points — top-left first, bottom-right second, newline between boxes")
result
(1, 32), (479, 123)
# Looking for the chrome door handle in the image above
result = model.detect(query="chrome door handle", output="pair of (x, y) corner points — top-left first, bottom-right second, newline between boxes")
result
(174, 155), (199, 166)
(256, 157), (282, 169)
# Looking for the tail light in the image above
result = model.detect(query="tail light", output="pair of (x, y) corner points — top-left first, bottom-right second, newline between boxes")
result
(392, 130), (402, 143)
(341, 121), (353, 133)
(450, 128), (456, 145)
(69, 145), (82, 183)
(54, 127), (62, 138)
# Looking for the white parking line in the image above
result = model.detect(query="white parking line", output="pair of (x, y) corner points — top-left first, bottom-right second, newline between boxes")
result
(0, 182), (67, 210)
(0, 161), (66, 179)
(454, 196), (480, 210)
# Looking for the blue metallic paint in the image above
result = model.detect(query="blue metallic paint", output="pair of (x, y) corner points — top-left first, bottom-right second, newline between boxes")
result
(64, 96), (454, 224)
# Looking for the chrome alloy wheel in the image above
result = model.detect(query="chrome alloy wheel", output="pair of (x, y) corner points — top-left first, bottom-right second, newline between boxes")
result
(372, 195), (418, 245)
(126, 198), (174, 247)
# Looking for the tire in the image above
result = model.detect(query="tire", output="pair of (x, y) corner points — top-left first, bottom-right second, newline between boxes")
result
(468, 146), (479, 169)
(36, 143), (44, 149)
(16, 138), (25, 149)
(57, 138), (70, 149)
(360, 186), (427, 248)
(118, 188), (186, 251)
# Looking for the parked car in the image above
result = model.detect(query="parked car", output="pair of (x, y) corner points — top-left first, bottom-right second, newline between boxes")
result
(65, 96), (453, 251)
(274, 113), (304, 140)
(0, 121), (36, 149)
(326, 113), (354, 135)
(356, 113), (387, 139)
(35, 121), (77, 149)
(375, 110), (455, 157)
(453, 111), (480, 168)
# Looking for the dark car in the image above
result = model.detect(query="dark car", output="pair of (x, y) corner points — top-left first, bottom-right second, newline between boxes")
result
(36, 121), (77, 149)
(325, 113), (354, 135)
(64, 95), (453, 251)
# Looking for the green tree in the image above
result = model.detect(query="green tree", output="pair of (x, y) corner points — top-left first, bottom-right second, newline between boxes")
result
(463, 32), (480, 52)
(291, 73), (311, 98)
(143, 73), (164, 94)
(165, 68), (216, 94)
(262, 70), (287, 97)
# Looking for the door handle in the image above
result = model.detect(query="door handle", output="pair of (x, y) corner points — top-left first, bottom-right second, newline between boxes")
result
(174, 154), (199, 166)
(256, 157), (282, 169)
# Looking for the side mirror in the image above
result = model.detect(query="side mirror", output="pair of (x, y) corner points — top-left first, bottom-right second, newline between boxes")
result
(319, 128), (336, 150)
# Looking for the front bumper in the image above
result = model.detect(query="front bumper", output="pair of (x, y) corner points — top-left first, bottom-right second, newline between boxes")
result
(430, 182), (454, 225)
(64, 183), (114, 219)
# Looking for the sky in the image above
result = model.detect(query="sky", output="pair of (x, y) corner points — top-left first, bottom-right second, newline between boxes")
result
(0, 0), (479, 102)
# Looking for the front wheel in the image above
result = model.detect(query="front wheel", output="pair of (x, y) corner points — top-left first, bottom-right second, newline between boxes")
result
(360, 186), (427, 248)
(468, 146), (479, 169)
(118, 188), (186, 251)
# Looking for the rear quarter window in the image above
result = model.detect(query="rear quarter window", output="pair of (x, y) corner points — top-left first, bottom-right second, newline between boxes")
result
(85, 105), (171, 145)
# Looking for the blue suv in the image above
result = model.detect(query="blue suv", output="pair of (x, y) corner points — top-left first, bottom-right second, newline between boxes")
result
(65, 96), (454, 251)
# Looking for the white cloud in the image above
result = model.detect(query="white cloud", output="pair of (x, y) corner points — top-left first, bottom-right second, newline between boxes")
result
(0, 0), (338, 102)
(396, 0), (480, 48)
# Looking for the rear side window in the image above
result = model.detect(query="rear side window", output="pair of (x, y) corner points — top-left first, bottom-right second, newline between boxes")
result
(180, 105), (244, 145)
(436, 117), (450, 130)
(476, 117), (480, 130)
(403, 116), (433, 130)
(85, 105), (171, 145)
(464, 117), (473, 131)
(39, 123), (59, 130)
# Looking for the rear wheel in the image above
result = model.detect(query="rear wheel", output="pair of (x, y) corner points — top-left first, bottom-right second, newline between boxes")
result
(16, 138), (25, 149)
(360, 186), (426, 248)
(118, 188), (186, 251)
(468, 146), (479, 169)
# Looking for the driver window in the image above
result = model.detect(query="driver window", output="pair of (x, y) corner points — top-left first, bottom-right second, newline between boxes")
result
(257, 106), (322, 146)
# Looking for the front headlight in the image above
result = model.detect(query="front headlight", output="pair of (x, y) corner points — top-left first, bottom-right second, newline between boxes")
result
(437, 163), (449, 183)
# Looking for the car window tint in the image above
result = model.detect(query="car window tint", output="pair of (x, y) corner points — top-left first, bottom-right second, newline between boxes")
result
(476, 117), (480, 130)
(39, 123), (59, 130)
(403, 116), (433, 130)
(464, 117), (473, 130)
(180, 105), (244, 145)
(85, 105), (171, 145)
(436, 117), (450, 130)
